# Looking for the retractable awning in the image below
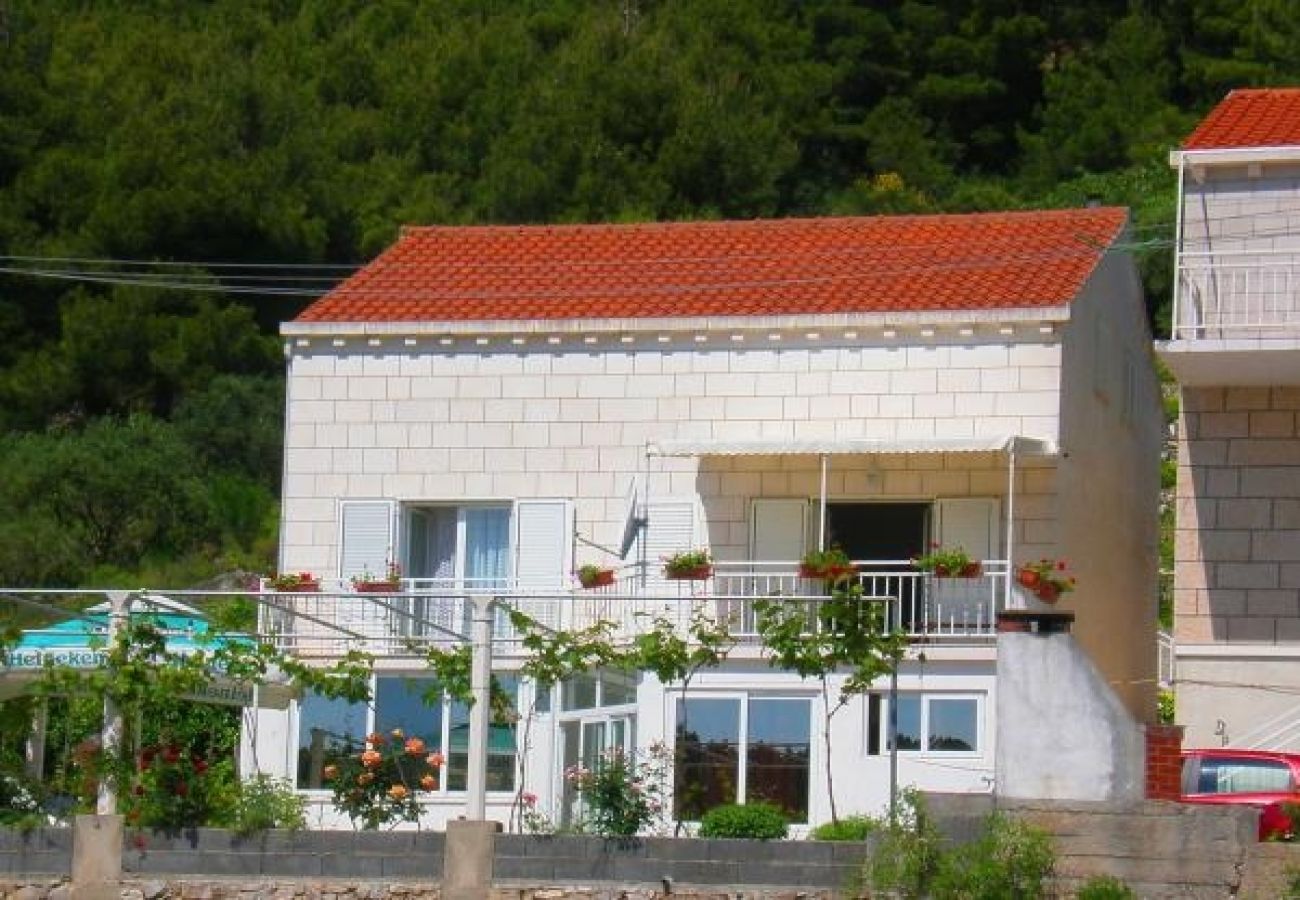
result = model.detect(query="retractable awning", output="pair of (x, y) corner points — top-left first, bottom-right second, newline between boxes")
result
(645, 435), (1056, 457)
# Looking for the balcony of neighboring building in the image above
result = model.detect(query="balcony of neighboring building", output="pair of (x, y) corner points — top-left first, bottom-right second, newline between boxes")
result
(1158, 249), (1300, 386)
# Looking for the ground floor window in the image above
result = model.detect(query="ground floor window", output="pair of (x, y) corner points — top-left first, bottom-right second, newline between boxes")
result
(867, 692), (982, 755)
(296, 674), (517, 792)
(673, 695), (811, 823)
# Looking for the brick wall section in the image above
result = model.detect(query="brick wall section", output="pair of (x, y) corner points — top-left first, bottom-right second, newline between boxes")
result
(1174, 385), (1300, 644)
(1145, 724), (1185, 801)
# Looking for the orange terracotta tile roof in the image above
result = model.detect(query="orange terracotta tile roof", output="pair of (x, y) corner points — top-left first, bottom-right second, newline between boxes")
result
(296, 208), (1127, 325)
(1183, 88), (1300, 150)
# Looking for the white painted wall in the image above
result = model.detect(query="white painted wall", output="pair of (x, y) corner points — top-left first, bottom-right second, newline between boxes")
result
(1057, 247), (1165, 720)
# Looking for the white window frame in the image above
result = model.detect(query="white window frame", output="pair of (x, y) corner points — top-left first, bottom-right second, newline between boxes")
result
(880, 691), (984, 758)
(671, 690), (815, 821)
(293, 672), (520, 796)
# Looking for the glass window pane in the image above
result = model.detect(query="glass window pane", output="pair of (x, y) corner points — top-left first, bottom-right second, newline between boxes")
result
(447, 700), (470, 791)
(675, 698), (740, 820)
(296, 692), (368, 789)
(446, 678), (518, 793)
(747, 699), (811, 823)
(563, 674), (598, 711)
(927, 698), (978, 752)
(602, 670), (637, 707)
(464, 507), (510, 587)
(375, 677), (443, 786)
(1211, 760), (1293, 793)
(889, 695), (921, 751)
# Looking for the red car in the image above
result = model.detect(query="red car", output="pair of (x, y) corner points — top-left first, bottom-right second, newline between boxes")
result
(1180, 748), (1300, 839)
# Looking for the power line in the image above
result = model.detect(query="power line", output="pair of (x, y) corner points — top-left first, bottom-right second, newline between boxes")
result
(0, 253), (362, 270)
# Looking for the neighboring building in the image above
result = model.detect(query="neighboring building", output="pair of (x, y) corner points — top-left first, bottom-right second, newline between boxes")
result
(1160, 88), (1300, 750)
(253, 209), (1162, 829)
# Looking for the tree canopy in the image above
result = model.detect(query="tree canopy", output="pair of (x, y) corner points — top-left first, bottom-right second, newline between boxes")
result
(1, 0), (1297, 583)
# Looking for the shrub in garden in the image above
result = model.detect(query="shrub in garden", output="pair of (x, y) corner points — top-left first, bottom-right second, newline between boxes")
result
(1077, 875), (1137, 899)
(125, 743), (228, 832)
(230, 774), (306, 835)
(325, 729), (445, 830)
(929, 813), (1055, 898)
(566, 742), (670, 837)
(809, 814), (877, 841)
(697, 802), (789, 840)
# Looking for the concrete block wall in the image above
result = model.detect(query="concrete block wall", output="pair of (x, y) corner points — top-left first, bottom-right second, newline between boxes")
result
(280, 334), (1064, 576)
(1174, 385), (1300, 645)
(0, 829), (70, 876)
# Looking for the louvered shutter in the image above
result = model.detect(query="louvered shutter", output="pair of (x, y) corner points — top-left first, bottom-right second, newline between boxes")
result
(339, 500), (396, 580)
(514, 500), (571, 590)
(750, 498), (808, 562)
(641, 500), (697, 583)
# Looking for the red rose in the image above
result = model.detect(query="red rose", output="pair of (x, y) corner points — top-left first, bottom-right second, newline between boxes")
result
(174, 781), (189, 797)
(163, 746), (181, 764)
(193, 759), (208, 774)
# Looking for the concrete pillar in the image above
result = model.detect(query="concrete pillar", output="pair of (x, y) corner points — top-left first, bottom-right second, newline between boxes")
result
(995, 611), (1144, 802)
(442, 819), (500, 900)
(71, 814), (122, 900)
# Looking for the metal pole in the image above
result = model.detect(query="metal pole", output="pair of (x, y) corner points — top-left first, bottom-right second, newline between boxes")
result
(888, 665), (899, 824)
(1173, 154), (1186, 337)
(466, 594), (495, 820)
(1004, 443), (1017, 611)
(818, 454), (828, 551)
(97, 590), (131, 815)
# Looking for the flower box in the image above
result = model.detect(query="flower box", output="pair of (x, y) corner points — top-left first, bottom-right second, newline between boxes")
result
(664, 564), (712, 580)
(353, 581), (400, 593)
(799, 563), (859, 580)
(578, 568), (616, 589)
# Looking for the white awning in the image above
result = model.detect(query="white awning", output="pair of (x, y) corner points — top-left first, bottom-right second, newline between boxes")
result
(645, 435), (1056, 458)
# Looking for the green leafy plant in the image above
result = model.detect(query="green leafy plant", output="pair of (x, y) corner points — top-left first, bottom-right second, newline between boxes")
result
(0, 769), (45, 830)
(756, 582), (907, 823)
(266, 571), (319, 591)
(324, 729), (444, 830)
(1077, 875), (1137, 899)
(809, 815), (877, 841)
(351, 560), (402, 588)
(126, 744), (232, 832)
(697, 802), (789, 840)
(799, 546), (856, 579)
(576, 563), (616, 588)
(928, 813), (1055, 899)
(1157, 690), (1175, 725)
(912, 544), (980, 577)
(662, 548), (712, 578)
(230, 774), (306, 836)
(566, 742), (670, 837)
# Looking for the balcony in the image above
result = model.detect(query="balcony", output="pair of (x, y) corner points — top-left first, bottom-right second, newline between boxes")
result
(257, 560), (1014, 660)
(1161, 250), (1300, 385)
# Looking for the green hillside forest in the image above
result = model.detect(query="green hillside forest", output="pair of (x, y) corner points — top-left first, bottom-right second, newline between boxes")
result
(0, 0), (1296, 587)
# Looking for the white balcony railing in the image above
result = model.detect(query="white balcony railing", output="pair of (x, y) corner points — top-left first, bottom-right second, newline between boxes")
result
(1174, 251), (1300, 339)
(257, 561), (1011, 659)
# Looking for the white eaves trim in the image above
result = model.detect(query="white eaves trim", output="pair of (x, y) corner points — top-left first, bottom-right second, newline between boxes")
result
(281, 305), (1072, 340)
(1169, 146), (1300, 168)
(645, 435), (1057, 458)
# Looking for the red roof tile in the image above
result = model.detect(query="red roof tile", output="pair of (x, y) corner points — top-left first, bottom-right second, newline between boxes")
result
(295, 209), (1128, 325)
(1183, 88), (1300, 150)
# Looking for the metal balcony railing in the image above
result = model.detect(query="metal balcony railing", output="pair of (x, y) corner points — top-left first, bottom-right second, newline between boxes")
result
(1173, 251), (1300, 339)
(255, 560), (1011, 659)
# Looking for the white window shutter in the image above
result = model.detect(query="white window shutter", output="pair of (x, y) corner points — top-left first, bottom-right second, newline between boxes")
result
(934, 498), (999, 561)
(514, 500), (572, 590)
(641, 500), (697, 580)
(339, 500), (396, 579)
(750, 498), (808, 562)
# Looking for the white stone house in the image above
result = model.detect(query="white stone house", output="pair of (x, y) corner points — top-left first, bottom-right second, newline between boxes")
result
(1160, 89), (1300, 750)
(251, 210), (1162, 830)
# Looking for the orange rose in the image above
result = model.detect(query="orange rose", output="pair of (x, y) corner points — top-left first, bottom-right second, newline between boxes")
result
(357, 772), (375, 786)
(419, 774), (437, 791)
(365, 732), (386, 746)
(322, 765), (339, 780)
(361, 749), (382, 768)
(390, 728), (405, 739)
(388, 784), (408, 801)
(426, 752), (445, 768)
(404, 737), (426, 756)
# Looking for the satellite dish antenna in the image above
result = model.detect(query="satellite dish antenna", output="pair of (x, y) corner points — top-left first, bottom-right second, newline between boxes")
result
(619, 475), (647, 558)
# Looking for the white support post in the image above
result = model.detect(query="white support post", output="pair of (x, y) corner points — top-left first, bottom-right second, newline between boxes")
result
(465, 594), (495, 821)
(1004, 444), (1017, 611)
(26, 698), (48, 780)
(818, 454), (829, 551)
(1173, 154), (1187, 337)
(97, 590), (132, 815)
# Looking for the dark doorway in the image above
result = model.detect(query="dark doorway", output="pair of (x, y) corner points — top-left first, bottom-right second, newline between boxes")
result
(824, 503), (929, 564)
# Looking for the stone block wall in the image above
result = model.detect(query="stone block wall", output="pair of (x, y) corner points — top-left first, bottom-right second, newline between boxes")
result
(0, 830), (70, 876)
(1174, 385), (1300, 645)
